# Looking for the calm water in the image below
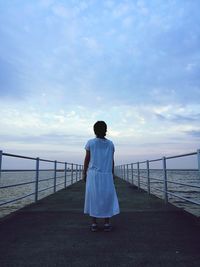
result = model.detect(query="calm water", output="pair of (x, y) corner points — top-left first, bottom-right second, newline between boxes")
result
(0, 170), (78, 218)
(126, 169), (200, 217)
(0, 170), (200, 218)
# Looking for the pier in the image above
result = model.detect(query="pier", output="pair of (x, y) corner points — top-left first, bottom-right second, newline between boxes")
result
(0, 177), (200, 267)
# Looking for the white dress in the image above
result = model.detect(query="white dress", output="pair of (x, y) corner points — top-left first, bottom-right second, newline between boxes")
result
(84, 138), (120, 218)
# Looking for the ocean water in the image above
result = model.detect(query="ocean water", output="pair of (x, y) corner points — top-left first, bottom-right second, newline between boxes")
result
(0, 170), (79, 218)
(126, 169), (200, 217)
(0, 170), (200, 218)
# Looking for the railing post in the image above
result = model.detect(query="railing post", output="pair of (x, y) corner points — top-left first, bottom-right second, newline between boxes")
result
(163, 157), (168, 203)
(197, 149), (200, 173)
(127, 164), (129, 182)
(54, 160), (57, 193)
(131, 163), (133, 184)
(71, 163), (73, 184)
(35, 157), (40, 202)
(147, 160), (150, 194)
(80, 165), (82, 180)
(137, 162), (140, 189)
(0, 150), (2, 179)
(76, 164), (78, 182)
(123, 165), (125, 180)
(78, 165), (80, 181)
(64, 162), (67, 188)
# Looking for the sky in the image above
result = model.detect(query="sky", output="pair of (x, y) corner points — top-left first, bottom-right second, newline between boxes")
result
(0, 0), (200, 168)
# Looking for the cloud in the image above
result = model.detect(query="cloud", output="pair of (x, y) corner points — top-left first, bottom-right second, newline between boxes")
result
(39, 0), (55, 8)
(122, 16), (133, 27)
(51, 4), (75, 19)
(1, 0), (200, 163)
(185, 63), (197, 72)
(0, 57), (22, 97)
(185, 130), (200, 138)
(0, 133), (88, 145)
(1, 100), (199, 163)
(155, 113), (200, 123)
(112, 2), (133, 18)
(82, 37), (102, 54)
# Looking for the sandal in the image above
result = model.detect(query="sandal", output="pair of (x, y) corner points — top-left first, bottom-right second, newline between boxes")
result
(90, 224), (98, 232)
(104, 224), (112, 232)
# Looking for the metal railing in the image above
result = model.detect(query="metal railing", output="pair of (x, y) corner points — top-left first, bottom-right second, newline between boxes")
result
(0, 151), (83, 207)
(115, 150), (200, 209)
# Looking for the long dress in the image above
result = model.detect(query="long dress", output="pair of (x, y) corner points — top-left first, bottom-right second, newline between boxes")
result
(84, 137), (120, 218)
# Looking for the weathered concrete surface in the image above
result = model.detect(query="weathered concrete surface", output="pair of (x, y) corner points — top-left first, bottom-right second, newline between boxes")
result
(0, 178), (199, 267)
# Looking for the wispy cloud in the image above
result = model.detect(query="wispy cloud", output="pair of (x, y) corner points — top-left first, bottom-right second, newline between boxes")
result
(0, 0), (200, 163)
(185, 130), (200, 138)
(155, 113), (200, 123)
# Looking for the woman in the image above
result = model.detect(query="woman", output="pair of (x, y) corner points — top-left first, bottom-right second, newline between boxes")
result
(83, 121), (120, 232)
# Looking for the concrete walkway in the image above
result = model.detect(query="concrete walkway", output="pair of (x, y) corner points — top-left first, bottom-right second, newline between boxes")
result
(0, 178), (199, 267)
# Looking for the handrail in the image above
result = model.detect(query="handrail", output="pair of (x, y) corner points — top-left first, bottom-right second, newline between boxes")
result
(166, 152), (197, 160)
(122, 151), (199, 165)
(0, 150), (83, 211)
(2, 152), (76, 165)
(115, 149), (200, 216)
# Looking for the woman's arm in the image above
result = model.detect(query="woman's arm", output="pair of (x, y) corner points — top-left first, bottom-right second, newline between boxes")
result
(112, 152), (115, 178)
(83, 150), (90, 182)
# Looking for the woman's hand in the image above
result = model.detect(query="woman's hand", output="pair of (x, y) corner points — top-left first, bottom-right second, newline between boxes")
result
(83, 150), (90, 183)
(83, 172), (87, 182)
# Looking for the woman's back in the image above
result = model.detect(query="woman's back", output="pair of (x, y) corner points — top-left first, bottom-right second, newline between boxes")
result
(85, 138), (114, 173)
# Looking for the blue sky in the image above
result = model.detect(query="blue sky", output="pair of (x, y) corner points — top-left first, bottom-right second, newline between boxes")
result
(0, 0), (200, 166)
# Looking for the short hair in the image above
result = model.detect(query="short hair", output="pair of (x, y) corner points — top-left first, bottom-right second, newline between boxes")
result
(93, 121), (107, 138)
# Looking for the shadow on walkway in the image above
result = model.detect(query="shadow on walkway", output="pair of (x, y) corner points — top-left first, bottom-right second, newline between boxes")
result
(0, 178), (199, 267)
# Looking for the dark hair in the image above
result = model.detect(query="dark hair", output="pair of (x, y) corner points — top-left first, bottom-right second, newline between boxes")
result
(93, 121), (107, 138)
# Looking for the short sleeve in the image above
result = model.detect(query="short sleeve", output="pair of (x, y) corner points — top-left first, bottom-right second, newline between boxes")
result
(85, 140), (90, 151)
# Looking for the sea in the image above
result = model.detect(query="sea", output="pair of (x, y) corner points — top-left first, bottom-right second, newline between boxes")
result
(126, 169), (200, 217)
(0, 169), (200, 218)
(0, 170), (76, 219)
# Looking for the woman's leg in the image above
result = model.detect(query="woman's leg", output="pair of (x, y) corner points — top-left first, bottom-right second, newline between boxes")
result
(104, 217), (110, 224)
(104, 217), (112, 231)
(90, 217), (98, 232)
(92, 217), (97, 224)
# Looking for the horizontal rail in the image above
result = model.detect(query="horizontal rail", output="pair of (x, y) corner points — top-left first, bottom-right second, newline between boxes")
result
(56, 175), (65, 179)
(139, 181), (147, 186)
(149, 177), (163, 182)
(1, 169), (78, 173)
(37, 185), (55, 194)
(56, 181), (65, 187)
(2, 152), (80, 166)
(116, 148), (200, 217)
(38, 177), (55, 183)
(148, 158), (163, 163)
(0, 192), (35, 207)
(119, 151), (198, 166)
(2, 153), (36, 160)
(166, 152), (197, 160)
(167, 180), (200, 189)
(151, 187), (164, 193)
(167, 192), (200, 205)
(0, 150), (83, 213)
(0, 181), (35, 189)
